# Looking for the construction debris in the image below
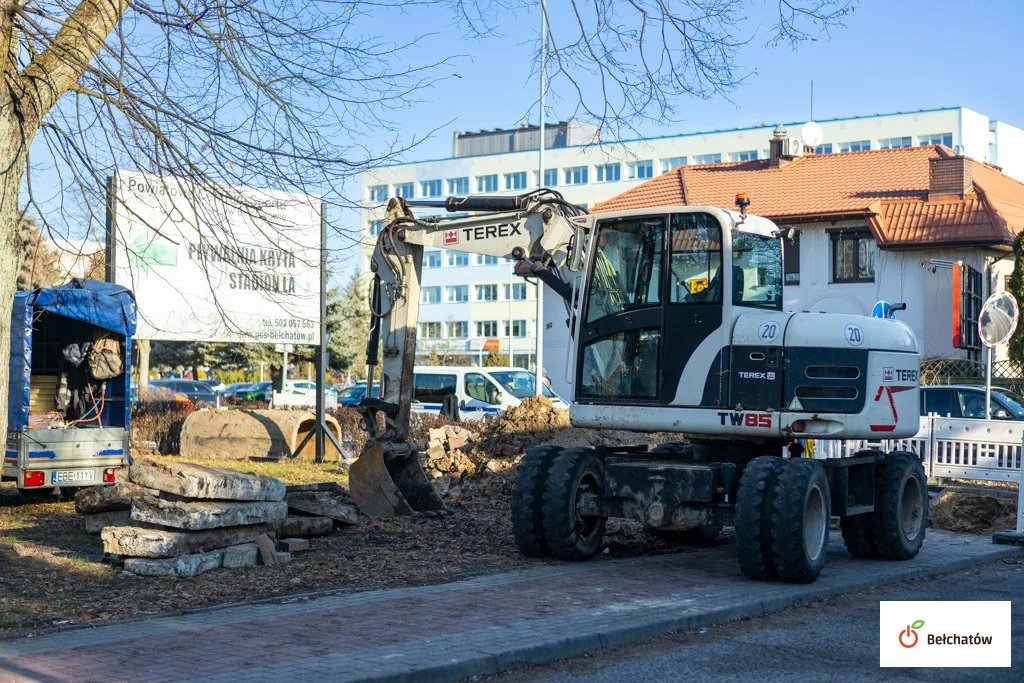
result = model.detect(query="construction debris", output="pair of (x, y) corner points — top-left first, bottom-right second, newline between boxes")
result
(930, 489), (1018, 535)
(222, 543), (259, 568)
(285, 482), (341, 493)
(124, 550), (226, 578)
(279, 515), (333, 538)
(82, 509), (131, 534)
(278, 538), (310, 553)
(256, 533), (278, 565)
(129, 456), (286, 502)
(75, 482), (159, 514)
(102, 524), (273, 558)
(130, 496), (288, 531)
(285, 491), (358, 526)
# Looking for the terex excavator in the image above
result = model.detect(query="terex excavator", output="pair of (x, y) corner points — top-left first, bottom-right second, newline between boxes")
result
(351, 189), (926, 584)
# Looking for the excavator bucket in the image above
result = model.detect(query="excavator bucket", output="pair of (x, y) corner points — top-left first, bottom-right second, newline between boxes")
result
(348, 443), (446, 518)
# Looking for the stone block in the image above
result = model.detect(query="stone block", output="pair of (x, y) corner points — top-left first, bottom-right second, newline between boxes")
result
(129, 457), (286, 502)
(101, 524), (271, 558)
(272, 551), (292, 564)
(130, 496), (288, 531)
(74, 483), (159, 514)
(82, 509), (132, 534)
(278, 515), (333, 538)
(277, 538), (309, 553)
(256, 533), (278, 565)
(286, 491), (357, 525)
(222, 543), (259, 568)
(125, 550), (224, 577)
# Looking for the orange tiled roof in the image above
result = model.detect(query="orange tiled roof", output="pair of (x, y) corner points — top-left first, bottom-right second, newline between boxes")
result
(592, 146), (1024, 248)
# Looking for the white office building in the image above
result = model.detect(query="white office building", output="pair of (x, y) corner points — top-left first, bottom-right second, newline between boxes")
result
(360, 106), (1024, 368)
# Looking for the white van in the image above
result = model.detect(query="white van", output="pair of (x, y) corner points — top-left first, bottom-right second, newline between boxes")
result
(412, 366), (567, 419)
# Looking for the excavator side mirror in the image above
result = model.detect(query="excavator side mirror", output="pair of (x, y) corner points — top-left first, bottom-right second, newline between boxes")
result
(775, 226), (798, 241)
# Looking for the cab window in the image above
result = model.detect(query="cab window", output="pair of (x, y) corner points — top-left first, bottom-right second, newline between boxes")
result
(585, 217), (663, 324)
(732, 231), (782, 310)
(413, 373), (457, 403)
(465, 373), (501, 404)
(670, 213), (722, 303)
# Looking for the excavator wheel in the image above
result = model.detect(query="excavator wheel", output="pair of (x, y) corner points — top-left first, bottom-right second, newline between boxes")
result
(511, 444), (563, 557)
(541, 447), (607, 561)
(348, 442), (446, 518)
(769, 459), (831, 584)
(734, 456), (785, 580)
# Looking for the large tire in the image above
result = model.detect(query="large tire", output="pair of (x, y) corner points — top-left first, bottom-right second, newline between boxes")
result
(734, 456), (785, 580)
(511, 445), (563, 557)
(649, 523), (723, 544)
(840, 513), (878, 559)
(770, 459), (831, 584)
(872, 452), (927, 560)
(541, 447), (607, 561)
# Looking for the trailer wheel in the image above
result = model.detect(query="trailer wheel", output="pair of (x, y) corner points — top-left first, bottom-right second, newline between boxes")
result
(511, 444), (562, 557)
(770, 459), (831, 584)
(649, 523), (723, 544)
(734, 456), (785, 580)
(839, 514), (877, 559)
(541, 447), (607, 561)
(871, 452), (927, 560)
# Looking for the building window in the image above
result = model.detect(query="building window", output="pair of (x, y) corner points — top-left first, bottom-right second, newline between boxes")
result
(783, 231), (800, 285)
(505, 171), (528, 190)
(920, 133), (954, 147)
(958, 265), (983, 350)
(815, 143), (833, 154)
(448, 177), (469, 195)
(596, 163), (621, 182)
(368, 220), (383, 236)
(394, 182), (414, 198)
(661, 157), (687, 173)
(448, 321), (468, 338)
(476, 254), (499, 266)
(504, 282), (527, 300)
(629, 160), (653, 180)
(504, 320), (527, 337)
(424, 250), (442, 269)
(564, 166), (588, 185)
(476, 174), (498, 193)
(839, 140), (870, 153)
(420, 179), (442, 197)
(729, 150), (759, 162)
(447, 250), (469, 267)
(419, 322), (443, 339)
(693, 153), (722, 165)
(476, 284), (498, 301)
(879, 136), (913, 149)
(447, 285), (468, 303)
(476, 320), (498, 337)
(421, 286), (441, 304)
(831, 230), (875, 283)
(535, 168), (558, 187)
(369, 185), (388, 202)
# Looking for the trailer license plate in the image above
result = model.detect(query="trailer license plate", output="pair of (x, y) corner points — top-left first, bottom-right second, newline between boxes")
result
(51, 470), (95, 484)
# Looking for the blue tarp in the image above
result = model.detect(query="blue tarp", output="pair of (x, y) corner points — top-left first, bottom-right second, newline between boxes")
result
(8, 279), (136, 431)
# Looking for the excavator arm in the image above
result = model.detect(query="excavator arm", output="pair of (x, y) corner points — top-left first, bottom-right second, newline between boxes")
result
(349, 190), (588, 517)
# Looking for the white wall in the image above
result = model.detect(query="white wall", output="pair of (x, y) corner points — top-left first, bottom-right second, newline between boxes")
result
(991, 120), (1024, 180)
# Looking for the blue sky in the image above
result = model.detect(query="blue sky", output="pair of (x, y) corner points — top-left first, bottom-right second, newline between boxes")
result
(329, 0), (1023, 272)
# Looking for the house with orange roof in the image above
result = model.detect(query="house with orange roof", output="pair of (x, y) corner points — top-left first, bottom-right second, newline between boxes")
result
(587, 126), (1024, 367)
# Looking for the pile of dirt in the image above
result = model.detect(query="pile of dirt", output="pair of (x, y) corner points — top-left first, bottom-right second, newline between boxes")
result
(929, 489), (1018, 535)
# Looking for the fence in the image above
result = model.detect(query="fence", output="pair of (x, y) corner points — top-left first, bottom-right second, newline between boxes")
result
(812, 415), (1023, 483)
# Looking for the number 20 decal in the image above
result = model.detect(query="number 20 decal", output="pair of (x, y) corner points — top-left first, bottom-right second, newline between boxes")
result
(758, 321), (780, 342)
(845, 324), (864, 346)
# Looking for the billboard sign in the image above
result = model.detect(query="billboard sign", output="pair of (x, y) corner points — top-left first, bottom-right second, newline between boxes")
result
(108, 170), (320, 345)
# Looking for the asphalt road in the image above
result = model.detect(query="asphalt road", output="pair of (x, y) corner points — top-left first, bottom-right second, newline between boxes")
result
(493, 556), (1024, 683)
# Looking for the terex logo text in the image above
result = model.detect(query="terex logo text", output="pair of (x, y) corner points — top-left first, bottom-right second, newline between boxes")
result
(880, 601), (1010, 667)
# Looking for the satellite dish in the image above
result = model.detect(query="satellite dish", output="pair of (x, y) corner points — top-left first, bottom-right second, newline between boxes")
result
(801, 121), (824, 148)
(978, 291), (1019, 347)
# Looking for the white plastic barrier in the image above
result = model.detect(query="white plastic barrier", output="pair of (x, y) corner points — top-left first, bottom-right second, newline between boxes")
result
(812, 415), (1023, 483)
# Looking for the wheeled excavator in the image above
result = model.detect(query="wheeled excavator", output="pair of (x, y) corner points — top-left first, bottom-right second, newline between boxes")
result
(351, 189), (926, 583)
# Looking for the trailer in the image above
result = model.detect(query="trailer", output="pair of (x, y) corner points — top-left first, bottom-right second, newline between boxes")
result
(4, 279), (136, 499)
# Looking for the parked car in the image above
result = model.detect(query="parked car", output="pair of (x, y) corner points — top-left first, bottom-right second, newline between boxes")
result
(198, 378), (226, 393)
(411, 366), (567, 419)
(149, 379), (219, 408)
(285, 380), (339, 396)
(234, 381), (273, 402)
(920, 385), (1024, 420)
(337, 384), (379, 407)
(219, 382), (253, 401)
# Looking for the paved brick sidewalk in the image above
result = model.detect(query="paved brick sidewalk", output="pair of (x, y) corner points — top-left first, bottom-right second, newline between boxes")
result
(0, 530), (1018, 683)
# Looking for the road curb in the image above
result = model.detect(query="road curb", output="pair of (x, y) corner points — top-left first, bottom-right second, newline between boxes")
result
(358, 544), (1023, 683)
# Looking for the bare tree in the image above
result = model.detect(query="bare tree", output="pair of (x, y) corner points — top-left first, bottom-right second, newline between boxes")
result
(0, 0), (851, 437)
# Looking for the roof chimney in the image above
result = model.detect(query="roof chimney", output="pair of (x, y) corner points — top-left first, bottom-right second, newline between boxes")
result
(769, 123), (789, 169)
(929, 156), (973, 199)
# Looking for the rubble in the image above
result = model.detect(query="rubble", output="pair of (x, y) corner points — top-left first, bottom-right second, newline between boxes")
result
(130, 496), (288, 531)
(101, 524), (272, 558)
(82, 509), (131, 534)
(124, 550), (225, 578)
(129, 457), (286, 502)
(278, 515), (333, 538)
(930, 489), (1018, 534)
(222, 543), (259, 568)
(256, 533), (278, 565)
(285, 491), (358, 526)
(74, 482), (159, 514)
(278, 538), (309, 553)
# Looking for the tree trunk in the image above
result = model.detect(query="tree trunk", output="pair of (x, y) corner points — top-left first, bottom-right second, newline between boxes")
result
(136, 338), (150, 393)
(0, 109), (28, 441)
